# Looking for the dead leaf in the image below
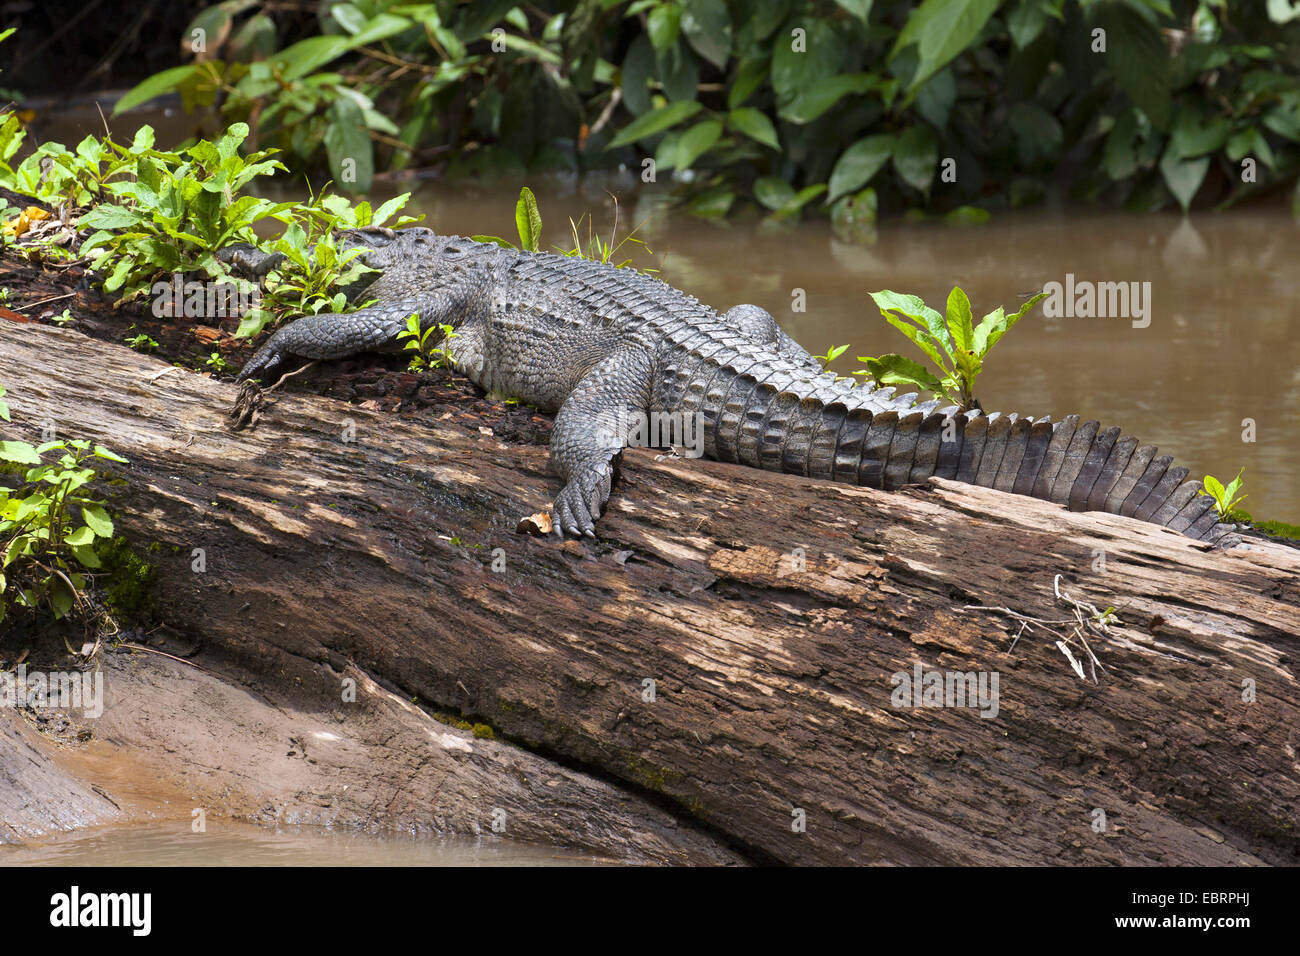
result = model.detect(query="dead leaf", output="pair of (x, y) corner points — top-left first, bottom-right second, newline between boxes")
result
(516, 512), (554, 535)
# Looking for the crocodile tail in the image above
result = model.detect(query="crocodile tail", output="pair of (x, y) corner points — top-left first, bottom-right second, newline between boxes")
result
(889, 407), (1234, 543)
(760, 387), (1234, 544)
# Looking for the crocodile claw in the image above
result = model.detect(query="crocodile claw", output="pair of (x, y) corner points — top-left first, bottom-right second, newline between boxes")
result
(236, 339), (284, 384)
(552, 463), (613, 538)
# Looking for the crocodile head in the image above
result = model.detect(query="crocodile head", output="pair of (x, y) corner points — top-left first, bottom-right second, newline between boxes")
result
(340, 227), (488, 274)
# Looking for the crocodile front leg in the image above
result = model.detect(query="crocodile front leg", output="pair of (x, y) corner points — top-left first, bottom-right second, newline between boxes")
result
(236, 290), (470, 383)
(549, 347), (655, 537)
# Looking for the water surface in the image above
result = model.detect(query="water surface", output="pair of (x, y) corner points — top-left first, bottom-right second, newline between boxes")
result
(0, 821), (611, 866)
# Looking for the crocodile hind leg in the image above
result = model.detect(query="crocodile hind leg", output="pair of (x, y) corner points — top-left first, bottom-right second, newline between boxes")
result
(235, 290), (469, 383)
(549, 347), (655, 537)
(720, 305), (821, 373)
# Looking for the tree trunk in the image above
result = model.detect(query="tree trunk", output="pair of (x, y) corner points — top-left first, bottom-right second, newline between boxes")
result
(2, 320), (1297, 865)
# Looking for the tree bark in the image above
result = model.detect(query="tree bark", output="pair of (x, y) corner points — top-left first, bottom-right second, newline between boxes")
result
(2, 320), (1297, 865)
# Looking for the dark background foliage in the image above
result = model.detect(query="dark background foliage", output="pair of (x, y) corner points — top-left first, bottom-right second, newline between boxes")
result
(6, 1), (1300, 226)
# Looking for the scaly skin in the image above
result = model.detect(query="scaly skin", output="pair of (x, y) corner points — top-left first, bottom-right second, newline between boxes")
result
(227, 227), (1233, 543)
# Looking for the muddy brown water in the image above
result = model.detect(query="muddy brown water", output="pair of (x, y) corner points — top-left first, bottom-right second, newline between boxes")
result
(400, 185), (1299, 523)
(0, 821), (610, 866)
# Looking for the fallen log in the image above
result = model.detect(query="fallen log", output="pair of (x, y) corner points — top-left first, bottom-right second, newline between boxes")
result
(2, 320), (1297, 865)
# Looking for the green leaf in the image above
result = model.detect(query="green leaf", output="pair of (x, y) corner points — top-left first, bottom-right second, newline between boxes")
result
(1268, 0), (1300, 24)
(993, 291), (1048, 348)
(891, 0), (1000, 98)
(869, 290), (950, 349)
(64, 526), (95, 547)
(471, 234), (517, 250)
(779, 73), (876, 124)
(771, 18), (842, 103)
(1098, 2), (1171, 130)
(0, 441), (42, 465)
(113, 65), (200, 115)
(753, 176), (796, 211)
(607, 100), (703, 148)
(892, 125), (939, 195)
(1160, 146), (1209, 212)
(834, 0), (874, 23)
(274, 34), (352, 81)
(727, 55), (769, 109)
(648, 3), (682, 52)
(674, 120), (723, 170)
(767, 184), (827, 220)
(727, 108), (779, 150)
(827, 134), (895, 204)
(92, 445), (128, 463)
(863, 353), (945, 392)
(81, 503), (114, 538)
(347, 13), (414, 47)
(79, 204), (144, 230)
(515, 186), (543, 252)
(1201, 474), (1225, 499)
(50, 579), (74, 619)
(70, 544), (102, 570)
(946, 287), (974, 353)
(881, 315), (950, 373)
(680, 0), (732, 70)
(1168, 105), (1231, 159)
(324, 97), (374, 192)
(1007, 0), (1048, 49)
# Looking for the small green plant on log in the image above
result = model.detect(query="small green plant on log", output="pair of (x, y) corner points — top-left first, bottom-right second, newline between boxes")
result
(857, 287), (1048, 412)
(0, 405), (128, 627)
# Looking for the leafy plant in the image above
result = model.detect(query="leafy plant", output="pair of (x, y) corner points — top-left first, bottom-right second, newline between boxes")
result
(205, 352), (228, 373)
(476, 186), (654, 270)
(1200, 468), (1248, 519)
(473, 186), (545, 252)
(124, 333), (159, 352)
(815, 343), (850, 369)
(115, 1), (1300, 224)
(76, 123), (295, 299)
(398, 313), (457, 373)
(1, 432), (128, 626)
(858, 287), (1048, 411)
(237, 185), (422, 340)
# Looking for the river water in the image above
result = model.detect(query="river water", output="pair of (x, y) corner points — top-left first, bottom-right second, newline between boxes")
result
(403, 183), (1299, 523)
(0, 821), (610, 866)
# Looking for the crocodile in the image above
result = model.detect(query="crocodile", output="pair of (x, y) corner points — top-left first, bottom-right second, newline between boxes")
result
(224, 226), (1233, 543)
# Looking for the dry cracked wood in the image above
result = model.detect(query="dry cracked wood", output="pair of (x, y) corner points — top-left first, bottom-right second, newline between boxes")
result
(2, 322), (1297, 865)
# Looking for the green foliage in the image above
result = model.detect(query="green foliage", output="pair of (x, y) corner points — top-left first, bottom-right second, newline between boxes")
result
(398, 313), (457, 372)
(475, 185), (655, 269)
(117, 1), (1300, 222)
(859, 287), (1048, 409)
(237, 186), (420, 339)
(97, 536), (158, 625)
(815, 343), (850, 368)
(74, 124), (294, 298)
(1253, 518), (1300, 540)
(1200, 468), (1248, 518)
(473, 186), (544, 252)
(0, 431), (128, 626)
(124, 333), (159, 352)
